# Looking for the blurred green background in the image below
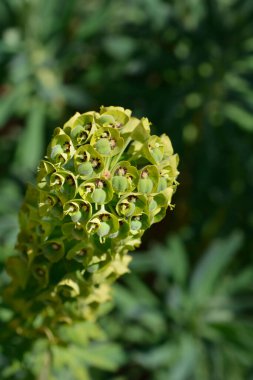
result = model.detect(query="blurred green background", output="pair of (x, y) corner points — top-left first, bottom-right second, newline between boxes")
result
(0, 0), (253, 379)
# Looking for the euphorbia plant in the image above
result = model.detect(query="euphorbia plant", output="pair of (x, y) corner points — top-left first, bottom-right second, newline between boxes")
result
(5, 106), (179, 341)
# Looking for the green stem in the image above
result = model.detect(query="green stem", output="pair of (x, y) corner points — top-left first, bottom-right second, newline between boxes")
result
(37, 346), (52, 380)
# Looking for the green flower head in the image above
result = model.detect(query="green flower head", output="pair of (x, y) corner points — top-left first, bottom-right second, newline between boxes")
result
(8, 106), (179, 331)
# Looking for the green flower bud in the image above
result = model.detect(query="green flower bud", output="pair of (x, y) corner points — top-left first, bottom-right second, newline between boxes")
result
(97, 222), (111, 237)
(87, 211), (119, 241)
(90, 126), (124, 157)
(74, 144), (104, 174)
(138, 165), (159, 194)
(92, 188), (106, 203)
(74, 144), (104, 176)
(130, 218), (142, 231)
(63, 112), (97, 146)
(63, 199), (92, 223)
(138, 177), (153, 193)
(142, 134), (174, 164)
(157, 176), (168, 192)
(98, 114), (115, 125)
(109, 219), (130, 240)
(130, 214), (150, 234)
(96, 139), (111, 155)
(47, 129), (75, 164)
(149, 198), (158, 212)
(79, 178), (113, 205)
(116, 193), (147, 217)
(112, 176), (128, 193)
(78, 162), (93, 176)
(99, 106), (131, 128)
(111, 161), (138, 193)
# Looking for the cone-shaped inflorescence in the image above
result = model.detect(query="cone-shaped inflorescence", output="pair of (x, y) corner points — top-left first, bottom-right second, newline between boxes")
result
(6, 106), (179, 336)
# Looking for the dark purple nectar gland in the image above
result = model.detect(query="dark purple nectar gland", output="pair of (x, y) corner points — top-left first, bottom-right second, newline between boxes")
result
(89, 222), (98, 233)
(92, 180), (107, 204)
(84, 122), (92, 131)
(74, 223), (83, 231)
(35, 267), (46, 278)
(109, 122), (122, 129)
(63, 142), (71, 153)
(52, 243), (61, 251)
(79, 152), (88, 162)
(37, 225), (45, 235)
(120, 202), (130, 212)
(127, 175), (133, 183)
(116, 167), (127, 176)
(128, 195), (137, 203)
(66, 175), (75, 186)
(85, 185), (93, 194)
(99, 213), (110, 222)
(46, 196), (54, 206)
(101, 131), (110, 139)
(76, 248), (87, 257)
(139, 169), (153, 193)
(53, 176), (63, 186)
(81, 203), (89, 212)
(109, 139), (116, 149)
(141, 169), (149, 179)
(78, 131), (87, 140)
(58, 155), (65, 164)
(95, 179), (105, 189)
(91, 158), (101, 169)
(68, 203), (78, 213)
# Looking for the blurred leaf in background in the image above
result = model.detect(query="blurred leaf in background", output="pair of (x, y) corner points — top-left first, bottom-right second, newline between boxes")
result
(1, 320), (125, 380)
(100, 232), (253, 380)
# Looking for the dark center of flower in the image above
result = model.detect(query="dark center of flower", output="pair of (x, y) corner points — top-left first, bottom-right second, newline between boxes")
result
(95, 180), (104, 188)
(141, 170), (149, 179)
(52, 243), (61, 251)
(36, 268), (45, 277)
(63, 142), (71, 152)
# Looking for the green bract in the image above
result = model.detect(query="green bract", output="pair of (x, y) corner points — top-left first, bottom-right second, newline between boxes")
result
(6, 106), (179, 336)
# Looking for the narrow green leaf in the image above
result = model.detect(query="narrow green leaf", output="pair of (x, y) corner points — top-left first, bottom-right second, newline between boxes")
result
(13, 101), (45, 174)
(224, 104), (253, 132)
(71, 343), (125, 371)
(190, 232), (243, 300)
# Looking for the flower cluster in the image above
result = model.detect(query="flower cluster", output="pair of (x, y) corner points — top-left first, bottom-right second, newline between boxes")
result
(6, 106), (179, 332)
